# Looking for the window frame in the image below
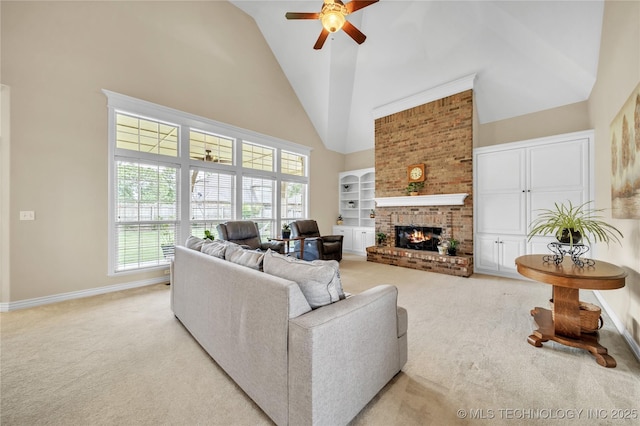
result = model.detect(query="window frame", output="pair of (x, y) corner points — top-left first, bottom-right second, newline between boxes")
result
(105, 90), (310, 275)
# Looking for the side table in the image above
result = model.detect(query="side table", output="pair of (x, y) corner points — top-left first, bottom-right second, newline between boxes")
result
(268, 236), (305, 260)
(515, 254), (627, 368)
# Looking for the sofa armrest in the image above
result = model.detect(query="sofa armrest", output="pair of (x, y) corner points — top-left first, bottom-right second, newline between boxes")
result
(288, 285), (405, 425)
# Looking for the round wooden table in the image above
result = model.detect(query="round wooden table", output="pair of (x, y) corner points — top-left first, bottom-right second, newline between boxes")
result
(515, 254), (626, 368)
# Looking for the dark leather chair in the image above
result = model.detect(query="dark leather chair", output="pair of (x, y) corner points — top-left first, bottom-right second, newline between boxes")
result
(216, 221), (285, 254)
(290, 220), (343, 262)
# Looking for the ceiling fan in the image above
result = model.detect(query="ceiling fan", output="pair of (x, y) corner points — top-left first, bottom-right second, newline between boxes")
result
(285, 0), (379, 50)
(197, 149), (232, 164)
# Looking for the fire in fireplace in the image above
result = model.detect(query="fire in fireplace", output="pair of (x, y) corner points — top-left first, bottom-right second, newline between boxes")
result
(395, 226), (442, 252)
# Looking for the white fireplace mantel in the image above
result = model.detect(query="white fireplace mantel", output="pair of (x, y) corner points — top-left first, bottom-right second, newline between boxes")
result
(375, 193), (468, 207)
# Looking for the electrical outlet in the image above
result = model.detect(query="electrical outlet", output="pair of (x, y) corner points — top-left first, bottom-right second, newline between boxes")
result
(19, 211), (35, 221)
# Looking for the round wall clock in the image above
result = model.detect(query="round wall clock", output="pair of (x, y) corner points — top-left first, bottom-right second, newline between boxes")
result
(407, 164), (425, 182)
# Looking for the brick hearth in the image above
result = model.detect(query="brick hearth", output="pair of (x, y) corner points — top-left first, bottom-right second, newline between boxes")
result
(371, 90), (474, 276)
(366, 246), (473, 277)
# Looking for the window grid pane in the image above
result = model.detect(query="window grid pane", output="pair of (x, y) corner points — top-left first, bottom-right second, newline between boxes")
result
(189, 130), (234, 164)
(281, 151), (306, 176)
(115, 161), (178, 272)
(281, 181), (307, 220)
(116, 223), (176, 271)
(242, 142), (274, 171)
(190, 170), (234, 221)
(243, 177), (275, 240)
(116, 113), (178, 157)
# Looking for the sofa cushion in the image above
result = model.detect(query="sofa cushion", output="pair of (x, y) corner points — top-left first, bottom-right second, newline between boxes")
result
(185, 235), (207, 251)
(200, 240), (229, 259)
(225, 243), (265, 271)
(263, 250), (344, 309)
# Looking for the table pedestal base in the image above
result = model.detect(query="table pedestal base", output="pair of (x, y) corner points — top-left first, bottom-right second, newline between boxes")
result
(527, 307), (616, 368)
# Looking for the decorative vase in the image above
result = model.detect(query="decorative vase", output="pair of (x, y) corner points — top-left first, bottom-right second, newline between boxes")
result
(558, 228), (582, 245)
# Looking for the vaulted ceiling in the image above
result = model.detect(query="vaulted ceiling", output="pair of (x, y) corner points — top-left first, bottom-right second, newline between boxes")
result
(230, 1), (604, 154)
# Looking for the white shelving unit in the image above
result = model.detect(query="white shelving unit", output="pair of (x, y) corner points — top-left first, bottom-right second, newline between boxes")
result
(335, 168), (375, 255)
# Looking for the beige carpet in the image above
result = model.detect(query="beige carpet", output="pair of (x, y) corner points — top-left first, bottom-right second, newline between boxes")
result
(1, 254), (639, 425)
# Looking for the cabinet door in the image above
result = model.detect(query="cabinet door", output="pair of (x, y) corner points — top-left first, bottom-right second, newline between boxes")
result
(475, 234), (500, 272)
(527, 138), (589, 229)
(362, 229), (375, 251)
(333, 226), (354, 251)
(476, 149), (527, 234)
(498, 236), (526, 274)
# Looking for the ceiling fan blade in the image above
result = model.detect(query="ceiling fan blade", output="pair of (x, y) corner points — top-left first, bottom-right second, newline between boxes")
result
(313, 28), (330, 50)
(342, 21), (366, 44)
(285, 12), (320, 20)
(345, 0), (378, 14)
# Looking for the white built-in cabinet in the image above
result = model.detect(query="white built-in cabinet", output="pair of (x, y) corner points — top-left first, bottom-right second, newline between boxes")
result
(474, 130), (593, 277)
(334, 168), (375, 255)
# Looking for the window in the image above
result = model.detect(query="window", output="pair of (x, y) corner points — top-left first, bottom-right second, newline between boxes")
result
(105, 90), (310, 274)
(242, 176), (275, 240)
(281, 181), (307, 225)
(190, 169), (234, 239)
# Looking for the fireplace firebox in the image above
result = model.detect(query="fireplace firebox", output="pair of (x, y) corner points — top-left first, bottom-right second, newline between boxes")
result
(395, 226), (442, 252)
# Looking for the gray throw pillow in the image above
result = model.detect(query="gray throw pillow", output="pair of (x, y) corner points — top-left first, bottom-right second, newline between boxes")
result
(185, 236), (206, 251)
(262, 249), (345, 309)
(200, 240), (228, 259)
(225, 243), (265, 271)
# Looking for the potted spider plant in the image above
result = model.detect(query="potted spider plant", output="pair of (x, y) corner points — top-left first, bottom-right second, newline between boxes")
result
(527, 201), (623, 247)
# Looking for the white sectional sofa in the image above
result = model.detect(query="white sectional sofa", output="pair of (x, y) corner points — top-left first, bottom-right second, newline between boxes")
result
(171, 240), (407, 425)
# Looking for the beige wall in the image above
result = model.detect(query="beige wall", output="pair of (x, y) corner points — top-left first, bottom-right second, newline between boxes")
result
(588, 0), (640, 348)
(1, 1), (341, 302)
(476, 101), (591, 147)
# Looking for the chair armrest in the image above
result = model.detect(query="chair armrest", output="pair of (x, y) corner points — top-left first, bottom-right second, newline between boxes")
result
(321, 235), (343, 243)
(260, 241), (285, 254)
(288, 285), (404, 425)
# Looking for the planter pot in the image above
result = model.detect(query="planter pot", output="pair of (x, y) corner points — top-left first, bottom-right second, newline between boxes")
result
(447, 247), (457, 256)
(558, 228), (582, 245)
(282, 231), (291, 239)
(409, 191), (418, 196)
(336, 220), (343, 225)
(437, 246), (447, 255)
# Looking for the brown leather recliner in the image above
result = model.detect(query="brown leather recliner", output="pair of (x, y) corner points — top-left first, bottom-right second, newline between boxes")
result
(290, 220), (343, 262)
(216, 221), (285, 254)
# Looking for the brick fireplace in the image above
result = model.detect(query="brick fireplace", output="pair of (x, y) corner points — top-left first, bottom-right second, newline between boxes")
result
(367, 90), (474, 277)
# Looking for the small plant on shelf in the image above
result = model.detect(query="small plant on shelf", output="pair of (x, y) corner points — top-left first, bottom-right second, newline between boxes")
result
(370, 209), (375, 218)
(405, 181), (425, 195)
(336, 215), (343, 225)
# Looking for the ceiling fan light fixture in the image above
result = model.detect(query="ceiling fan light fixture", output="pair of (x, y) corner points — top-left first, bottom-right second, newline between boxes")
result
(321, 10), (345, 33)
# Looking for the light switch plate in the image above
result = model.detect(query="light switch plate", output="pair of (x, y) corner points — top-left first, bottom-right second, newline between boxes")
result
(19, 211), (35, 221)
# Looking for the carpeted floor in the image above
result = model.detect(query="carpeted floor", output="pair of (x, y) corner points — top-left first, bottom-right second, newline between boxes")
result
(1, 254), (639, 425)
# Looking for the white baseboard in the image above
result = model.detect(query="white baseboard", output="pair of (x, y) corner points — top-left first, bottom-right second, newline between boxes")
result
(0, 277), (168, 312)
(593, 290), (640, 363)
